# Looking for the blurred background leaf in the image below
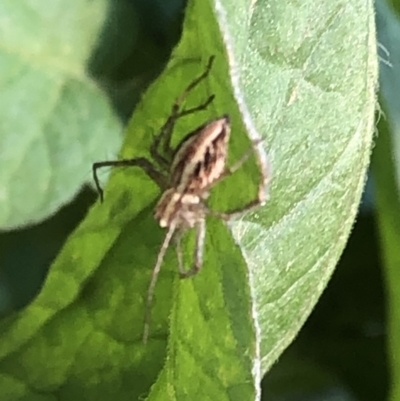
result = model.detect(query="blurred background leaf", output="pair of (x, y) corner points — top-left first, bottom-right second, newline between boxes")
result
(0, 0), (124, 229)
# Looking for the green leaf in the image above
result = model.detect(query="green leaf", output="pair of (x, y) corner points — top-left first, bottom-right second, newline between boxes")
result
(0, 0), (377, 399)
(0, 0), (123, 229)
(216, 0), (378, 373)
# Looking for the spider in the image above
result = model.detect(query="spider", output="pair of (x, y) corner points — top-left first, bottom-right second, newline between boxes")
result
(92, 56), (270, 343)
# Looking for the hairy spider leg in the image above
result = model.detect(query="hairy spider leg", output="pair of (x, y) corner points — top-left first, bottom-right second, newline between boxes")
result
(143, 221), (177, 344)
(175, 218), (206, 279)
(143, 216), (206, 343)
(150, 56), (216, 167)
(92, 157), (167, 202)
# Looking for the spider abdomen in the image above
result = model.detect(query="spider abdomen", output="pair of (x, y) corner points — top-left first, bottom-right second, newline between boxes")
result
(170, 116), (231, 193)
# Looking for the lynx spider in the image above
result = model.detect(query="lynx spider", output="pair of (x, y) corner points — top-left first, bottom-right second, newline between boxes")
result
(93, 56), (270, 343)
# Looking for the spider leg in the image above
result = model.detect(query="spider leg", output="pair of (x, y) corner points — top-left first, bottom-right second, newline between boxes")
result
(174, 230), (185, 276)
(92, 158), (167, 202)
(150, 56), (216, 163)
(143, 221), (177, 344)
(179, 218), (206, 279)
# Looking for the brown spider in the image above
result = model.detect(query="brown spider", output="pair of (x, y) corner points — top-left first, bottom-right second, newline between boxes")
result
(92, 56), (270, 343)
